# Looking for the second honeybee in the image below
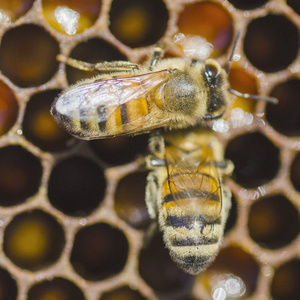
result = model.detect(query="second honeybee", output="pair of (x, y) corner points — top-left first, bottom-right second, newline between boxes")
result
(145, 129), (233, 274)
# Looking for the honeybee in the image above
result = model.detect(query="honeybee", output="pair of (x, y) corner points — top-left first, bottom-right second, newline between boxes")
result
(51, 31), (277, 140)
(51, 46), (232, 140)
(145, 129), (233, 274)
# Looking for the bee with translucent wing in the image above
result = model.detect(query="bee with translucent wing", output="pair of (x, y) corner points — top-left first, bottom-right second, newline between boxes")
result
(51, 31), (277, 140)
(145, 129), (233, 274)
(51, 46), (233, 140)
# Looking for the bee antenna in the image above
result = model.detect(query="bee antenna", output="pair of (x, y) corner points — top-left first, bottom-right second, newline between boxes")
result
(226, 29), (278, 105)
(228, 88), (278, 104)
(226, 29), (241, 74)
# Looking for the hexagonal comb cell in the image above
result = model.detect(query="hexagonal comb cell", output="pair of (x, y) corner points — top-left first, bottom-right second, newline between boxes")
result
(27, 277), (85, 300)
(244, 14), (299, 73)
(23, 89), (74, 152)
(70, 223), (129, 281)
(266, 78), (300, 136)
(177, 2), (233, 57)
(0, 146), (42, 207)
(3, 209), (65, 270)
(248, 195), (299, 249)
(109, 0), (169, 48)
(0, 24), (60, 87)
(42, 0), (102, 35)
(48, 156), (106, 216)
(225, 132), (280, 188)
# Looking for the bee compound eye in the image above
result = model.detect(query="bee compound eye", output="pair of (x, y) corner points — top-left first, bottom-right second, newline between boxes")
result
(208, 97), (222, 113)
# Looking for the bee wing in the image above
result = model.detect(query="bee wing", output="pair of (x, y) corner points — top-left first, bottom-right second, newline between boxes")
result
(53, 70), (172, 127)
(164, 149), (222, 227)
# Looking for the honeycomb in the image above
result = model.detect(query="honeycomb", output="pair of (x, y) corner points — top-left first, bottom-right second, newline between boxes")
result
(0, 0), (299, 299)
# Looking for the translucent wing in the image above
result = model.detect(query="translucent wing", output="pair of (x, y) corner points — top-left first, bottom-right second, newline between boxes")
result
(162, 143), (222, 233)
(53, 70), (172, 125)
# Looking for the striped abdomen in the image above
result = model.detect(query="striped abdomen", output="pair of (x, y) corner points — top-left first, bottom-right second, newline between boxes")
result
(160, 170), (224, 274)
(51, 70), (173, 140)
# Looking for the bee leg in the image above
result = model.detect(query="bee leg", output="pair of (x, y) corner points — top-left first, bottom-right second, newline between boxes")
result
(94, 61), (140, 72)
(57, 54), (99, 71)
(148, 131), (165, 158)
(144, 171), (161, 247)
(145, 171), (160, 219)
(217, 160), (234, 176)
(208, 160), (234, 176)
(222, 184), (232, 215)
(57, 54), (140, 72)
(149, 46), (164, 71)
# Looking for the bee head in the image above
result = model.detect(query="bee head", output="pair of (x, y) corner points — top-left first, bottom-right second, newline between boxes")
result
(202, 60), (229, 120)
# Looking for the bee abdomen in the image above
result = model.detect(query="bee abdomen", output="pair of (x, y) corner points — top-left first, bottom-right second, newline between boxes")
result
(52, 76), (166, 139)
(165, 226), (222, 274)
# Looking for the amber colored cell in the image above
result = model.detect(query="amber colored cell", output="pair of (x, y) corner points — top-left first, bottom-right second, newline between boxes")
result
(248, 195), (299, 249)
(3, 210), (65, 270)
(115, 172), (151, 229)
(48, 156), (106, 216)
(199, 246), (259, 297)
(27, 277), (85, 300)
(244, 15), (299, 73)
(271, 259), (300, 300)
(109, 0), (168, 48)
(0, 146), (42, 207)
(225, 132), (279, 188)
(90, 134), (148, 165)
(228, 67), (257, 114)
(227, 0), (268, 10)
(0, 25), (60, 87)
(0, 0), (34, 22)
(177, 2), (233, 57)
(42, 0), (101, 35)
(266, 78), (300, 136)
(0, 81), (18, 136)
(0, 268), (18, 300)
(23, 89), (74, 152)
(70, 223), (129, 281)
(139, 232), (193, 296)
(290, 153), (300, 192)
(100, 286), (146, 300)
(66, 38), (128, 85)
